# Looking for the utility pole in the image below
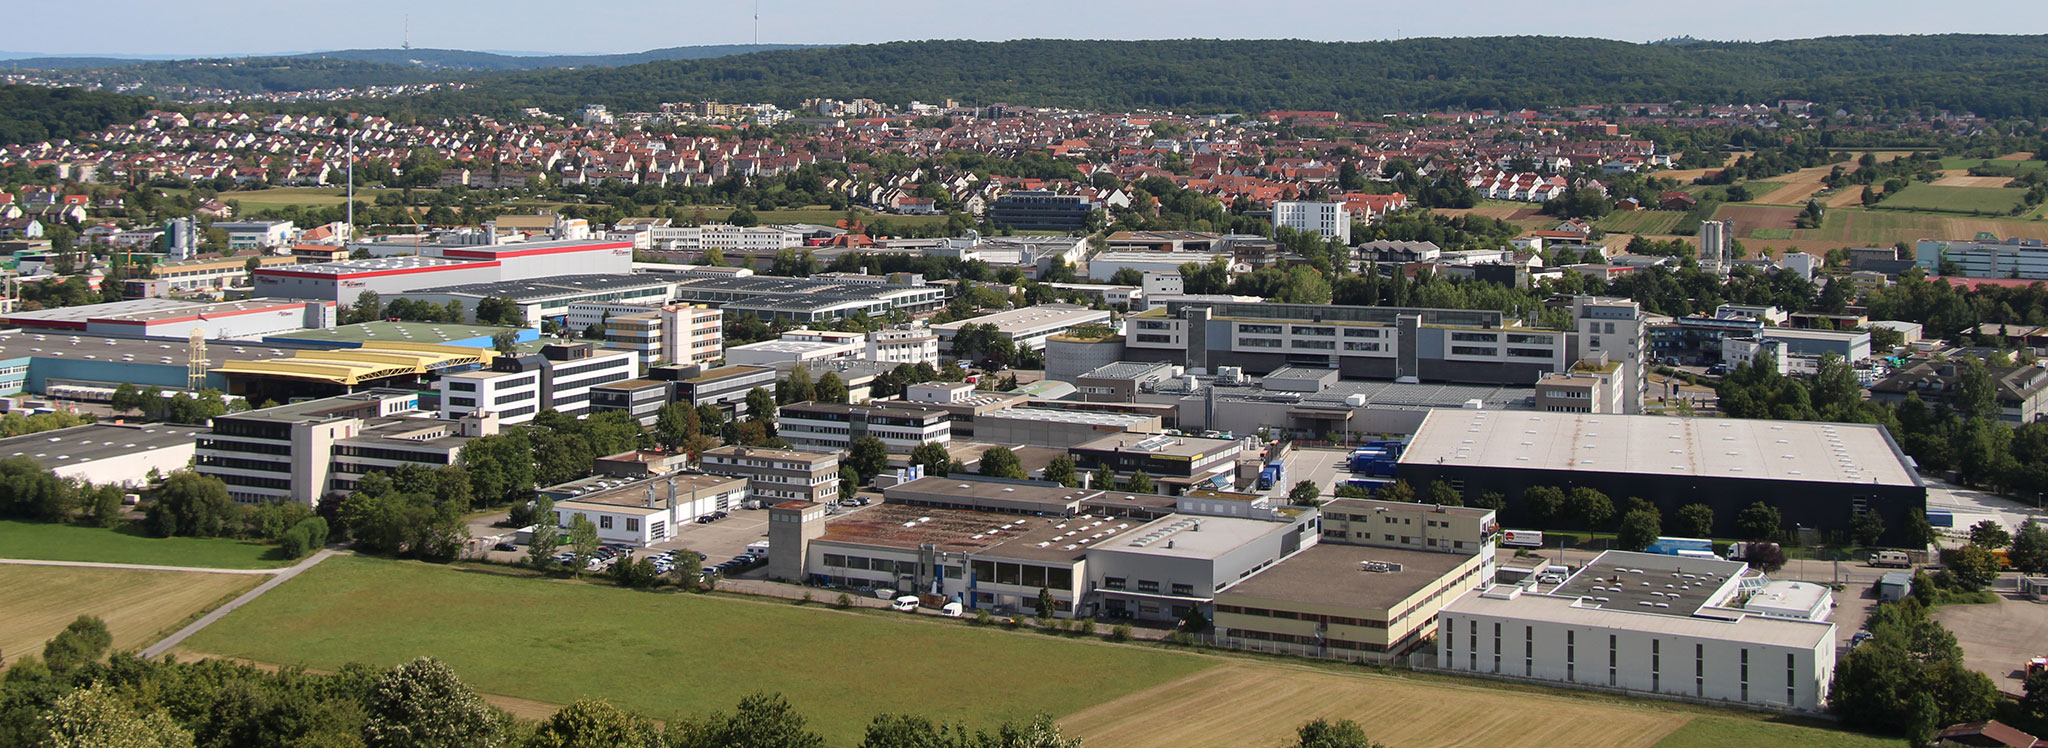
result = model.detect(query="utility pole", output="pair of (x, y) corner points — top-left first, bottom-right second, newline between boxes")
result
(346, 129), (355, 242)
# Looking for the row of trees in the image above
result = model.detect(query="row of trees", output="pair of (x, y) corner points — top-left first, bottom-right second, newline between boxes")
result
(338, 291), (525, 326)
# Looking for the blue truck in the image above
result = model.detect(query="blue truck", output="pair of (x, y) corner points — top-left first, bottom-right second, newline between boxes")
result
(1257, 457), (1287, 490)
(1348, 440), (1406, 477)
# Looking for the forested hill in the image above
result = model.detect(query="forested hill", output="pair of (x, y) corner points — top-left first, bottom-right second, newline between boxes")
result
(291, 44), (835, 70)
(392, 35), (2048, 118)
(0, 85), (149, 146)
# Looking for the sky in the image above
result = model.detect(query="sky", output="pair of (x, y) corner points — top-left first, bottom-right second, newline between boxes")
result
(7, 0), (2048, 57)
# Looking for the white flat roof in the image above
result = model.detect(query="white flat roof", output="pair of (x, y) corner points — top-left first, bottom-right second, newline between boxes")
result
(1402, 411), (1918, 487)
(1442, 586), (1835, 649)
(931, 304), (1109, 335)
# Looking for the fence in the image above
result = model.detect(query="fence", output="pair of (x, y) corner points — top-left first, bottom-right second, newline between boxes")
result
(1193, 632), (1407, 666)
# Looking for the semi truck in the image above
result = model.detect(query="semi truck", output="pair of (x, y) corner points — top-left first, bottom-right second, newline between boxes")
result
(1643, 537), (1716, 557)
(1348, 440), (1406, 477)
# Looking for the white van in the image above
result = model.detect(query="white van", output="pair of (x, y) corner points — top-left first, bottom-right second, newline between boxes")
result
(1871, 550), (1911, 568)
(940, 602), (964, 617)
(891, 595), (920, 612)
(746, 542), (770, 558)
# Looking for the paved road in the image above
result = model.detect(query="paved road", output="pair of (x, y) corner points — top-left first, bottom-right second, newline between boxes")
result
(141, 549), (337, 658)
(0, 558), (281, 575)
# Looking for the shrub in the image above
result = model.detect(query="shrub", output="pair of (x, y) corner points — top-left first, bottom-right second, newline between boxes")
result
(800, 591), (815, 605)
(974, 608), (993, 625)
(834, 592), (853, 609)
(1078, 618), (1097, 636)
(1111, 624), (1133, 642)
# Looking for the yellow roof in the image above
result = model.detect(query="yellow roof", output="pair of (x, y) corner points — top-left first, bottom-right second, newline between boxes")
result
(213, 342), (498, 385)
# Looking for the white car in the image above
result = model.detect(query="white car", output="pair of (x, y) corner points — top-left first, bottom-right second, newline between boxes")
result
(891, 595), (920, 612)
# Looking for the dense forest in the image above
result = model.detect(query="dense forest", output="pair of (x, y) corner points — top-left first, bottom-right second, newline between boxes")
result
(348, 35), (2048, 119)
(0, 85), (149, 146)
(0, 44), (834, 73)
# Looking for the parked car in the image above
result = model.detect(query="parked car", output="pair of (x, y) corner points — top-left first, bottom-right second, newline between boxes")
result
(891, 595), (920, 612)
(492, 541), (517, 552)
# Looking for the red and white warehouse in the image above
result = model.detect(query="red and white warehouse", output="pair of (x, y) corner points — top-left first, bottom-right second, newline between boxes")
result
(254, 239), (635, 302)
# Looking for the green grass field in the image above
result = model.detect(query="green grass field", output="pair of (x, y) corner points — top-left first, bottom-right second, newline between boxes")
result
(0, 520), (291, 569)
(1649, 716), (1897, 748)
(1749, 228), (1794, 240)
(181, 558), (1211, 744)
(1938, 157), (2048, 172)
(1731, 181), (1783, 201)
(1594, 210), (1683, 235)
(1874, 184), (2028, 215)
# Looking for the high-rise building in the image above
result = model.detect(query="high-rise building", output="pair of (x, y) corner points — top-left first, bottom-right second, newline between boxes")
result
(1272, 201), (1352, 244)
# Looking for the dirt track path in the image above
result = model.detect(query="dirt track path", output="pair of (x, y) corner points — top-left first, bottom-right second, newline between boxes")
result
(141, 550), (337, 658)
(0, 558), (282, 575)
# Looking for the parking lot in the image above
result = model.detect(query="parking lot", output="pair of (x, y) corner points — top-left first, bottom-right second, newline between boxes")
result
(1934, 592), (2048, 692)
(1260, 447), (1355, 500)
(466, 491), (893, 579)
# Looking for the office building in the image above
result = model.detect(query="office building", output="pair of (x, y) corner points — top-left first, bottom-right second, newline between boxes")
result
(1272, 201), (1351, 244)
(1213, 544), (1490, 662)
(587, 379), (671, 427)
(1914, 238), (2048, 279)
(212, 220), (296, 250)
(198, 391), (494, 505)
(988, 190), (1091, 232)
(1438, 551), (1835, 711)
(700, 445), (841, 505)
(659, 364), (778, 420)
(865, 325), (941, 366)
(724, 332), (864, 368)
(779, 401), (951, 453)
(435, 343), (635, 423)
(1395, 410), (1926, 544)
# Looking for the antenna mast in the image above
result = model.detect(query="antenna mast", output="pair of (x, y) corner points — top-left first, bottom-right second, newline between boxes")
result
(404, 14), (412, 50)
(754, 1), (760, 45)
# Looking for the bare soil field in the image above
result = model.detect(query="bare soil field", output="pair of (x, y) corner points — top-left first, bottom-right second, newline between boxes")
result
(1754, 181), (1827, 206)
(0, 565), (257, 667)
(1933, 171), (2016, 188)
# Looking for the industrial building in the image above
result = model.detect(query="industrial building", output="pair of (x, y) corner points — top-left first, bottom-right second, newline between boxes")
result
(1395, 411), (1927, 544)
(389, 275), (676, 328)
(0, 297), (335, 339)
(699, 445), (841, 506)
(1872, 360), (2048, 425)
(543, 472), (749, 546)
(971, 407), (1164, 449)
(1214, 544), (1489, 661)
(1913, 237), (2048, 279)
(1124, 297), (1645, 413)
(769, 475), (1315, 621)
(211, 340), (500, 403)
(1068, 432), (1244, 494)
(141, 254), (301, 294)
(1438, 550), (1836, 712)
(197, 391), (497, 505)
(932, 304), (1113, 355)
(668, 275), (946, 321)
(253, 239), (635, 302)
(0, 422), (205, 488)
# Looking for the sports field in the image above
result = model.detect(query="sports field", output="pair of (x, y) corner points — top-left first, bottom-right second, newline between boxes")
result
(0, 565), (258, 667)
(1875, 184), (2028, 215)
(1060, 662), (1896, 748)
(178, 557), (1206, 745)
(0, 520), (292, 569)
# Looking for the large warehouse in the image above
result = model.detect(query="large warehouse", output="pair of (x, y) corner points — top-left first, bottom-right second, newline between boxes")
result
(253, 239), (635, 302)
(1395, 411), (1926, 544)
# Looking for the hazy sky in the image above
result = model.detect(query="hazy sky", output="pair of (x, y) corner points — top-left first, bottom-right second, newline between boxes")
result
(9, 0), (2047, 57)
